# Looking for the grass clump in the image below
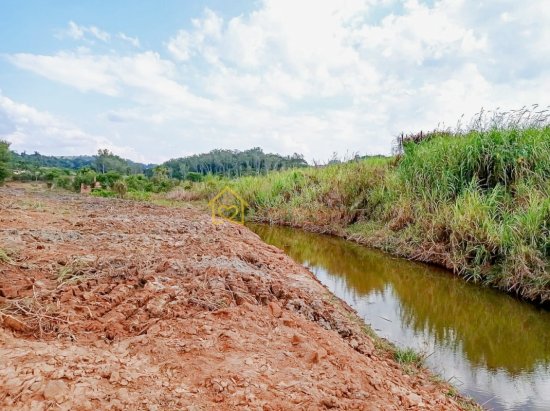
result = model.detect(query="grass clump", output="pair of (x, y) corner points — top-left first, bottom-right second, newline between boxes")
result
(0, 248), (13, 264)
(394, 347), (424, 366)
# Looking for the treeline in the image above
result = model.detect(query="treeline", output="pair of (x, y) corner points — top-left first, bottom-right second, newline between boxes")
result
(163, 147), (307, 180)
(0, 145), (310, 200)
(10, 150), (154, 175)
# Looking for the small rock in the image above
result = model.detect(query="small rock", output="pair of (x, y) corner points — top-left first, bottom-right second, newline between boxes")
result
(43, 379), (68, 402)
(29, 379), (43, 392)
(268, 302), (282, 318)
(109, 371), (120, 383)
(291, 334), (303, 345)
(406, 392), (424, 407)
(320, 397), (338, 408)
(306, 351), (319, 364)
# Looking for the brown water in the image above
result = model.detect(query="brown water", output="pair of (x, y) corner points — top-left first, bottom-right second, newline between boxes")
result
(249, 223), (550, 411)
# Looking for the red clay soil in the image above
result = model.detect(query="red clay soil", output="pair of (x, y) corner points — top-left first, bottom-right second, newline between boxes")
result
(0, 185), (469, 410)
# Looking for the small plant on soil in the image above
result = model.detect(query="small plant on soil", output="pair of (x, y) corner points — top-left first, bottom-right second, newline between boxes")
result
(394, 347), (423, 366)
(0, 248), (13, 264)
(56, 257), (94, 284)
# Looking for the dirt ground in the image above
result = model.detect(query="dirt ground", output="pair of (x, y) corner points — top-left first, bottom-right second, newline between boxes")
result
(0, 184), (469, 410)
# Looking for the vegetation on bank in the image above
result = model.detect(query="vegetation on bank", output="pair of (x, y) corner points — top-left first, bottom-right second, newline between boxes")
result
(185, 113), (550, 302)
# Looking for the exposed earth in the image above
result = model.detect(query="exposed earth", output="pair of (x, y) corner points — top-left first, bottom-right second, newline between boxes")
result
(0, 184), (471, 410)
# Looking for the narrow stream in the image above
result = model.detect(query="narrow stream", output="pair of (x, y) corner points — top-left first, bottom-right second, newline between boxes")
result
(249, 223), (550, 411)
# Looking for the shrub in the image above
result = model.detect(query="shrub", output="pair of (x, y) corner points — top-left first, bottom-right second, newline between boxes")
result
(12, 170), (34, 182)
(0, 140), (11, 184)
(126, 190), (152, 201)
(186, 172), (203, 182)
(73, 168), (97, 191)
(112, 180), (128, 198)
(90, 189), (116, 198)
(54, 175), (72, 190)
(96, 171), (122, 188)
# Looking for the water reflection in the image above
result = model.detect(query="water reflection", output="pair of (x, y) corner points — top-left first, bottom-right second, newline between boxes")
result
(249, 223), (550, 411)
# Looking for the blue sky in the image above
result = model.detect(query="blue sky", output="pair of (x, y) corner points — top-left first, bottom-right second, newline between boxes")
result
(1, 0), (549, 163)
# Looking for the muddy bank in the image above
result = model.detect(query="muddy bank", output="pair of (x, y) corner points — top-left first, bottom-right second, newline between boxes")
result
(0, 186), (472, 410)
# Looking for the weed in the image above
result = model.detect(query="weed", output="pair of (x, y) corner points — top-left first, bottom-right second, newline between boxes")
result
(0, 248), (13, 264)
(56, 257), (94, 285)
(394, 347), (423, 366)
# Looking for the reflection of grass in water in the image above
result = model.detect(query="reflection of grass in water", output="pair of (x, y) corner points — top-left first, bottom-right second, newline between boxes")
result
(251, 223), (550, 375)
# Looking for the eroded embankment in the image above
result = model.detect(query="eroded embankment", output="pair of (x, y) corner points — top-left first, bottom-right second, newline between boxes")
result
(0, 186), (471, 410)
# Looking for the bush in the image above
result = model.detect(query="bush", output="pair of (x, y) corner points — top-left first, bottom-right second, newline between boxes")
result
(0, 140), (11, 184)
(112, 180), (128, 198)
(73, 168), (97, 191)
(90, 189), (116, 198)
(96, 171), (122, 188)
(12, 170), (34, 182)
(126, 190), (152, 201)
(54, 175), (72, 190)
(186, 172), (203, 182)
(126, 174), (150, 191)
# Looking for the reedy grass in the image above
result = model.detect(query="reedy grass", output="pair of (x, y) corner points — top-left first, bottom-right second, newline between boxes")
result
(179, 121), (550, 302)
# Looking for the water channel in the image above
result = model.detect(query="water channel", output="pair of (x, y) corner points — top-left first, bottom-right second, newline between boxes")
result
(249, 223), (550, 410)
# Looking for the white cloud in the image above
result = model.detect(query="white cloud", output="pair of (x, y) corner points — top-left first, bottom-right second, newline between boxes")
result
(8, 50), (210, 109)
(118, 32), (140, 47)
(0, 91), (141, 160)
(61, 21), (110, 42)
(6, 0), (550, 162)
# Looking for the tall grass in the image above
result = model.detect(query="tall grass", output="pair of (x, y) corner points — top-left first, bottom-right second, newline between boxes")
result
(181, 113), (550, 302)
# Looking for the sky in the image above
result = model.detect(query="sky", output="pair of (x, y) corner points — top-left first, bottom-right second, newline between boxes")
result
(0, 0), (549, 164)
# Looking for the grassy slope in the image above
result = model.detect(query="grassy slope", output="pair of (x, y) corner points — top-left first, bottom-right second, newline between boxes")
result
(188, 127), (550, 302)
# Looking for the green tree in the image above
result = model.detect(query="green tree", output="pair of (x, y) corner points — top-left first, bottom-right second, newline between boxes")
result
(0, 140), (12, 184)
(96, 171), (122, 188)
(73, 167), (97, 191)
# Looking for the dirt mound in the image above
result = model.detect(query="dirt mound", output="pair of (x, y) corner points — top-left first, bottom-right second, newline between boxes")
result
(0, 185), (467, 410)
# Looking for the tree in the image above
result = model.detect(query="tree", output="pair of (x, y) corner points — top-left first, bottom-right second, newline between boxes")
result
(0, 140), (12, 184)
(73, 167), (97, 191)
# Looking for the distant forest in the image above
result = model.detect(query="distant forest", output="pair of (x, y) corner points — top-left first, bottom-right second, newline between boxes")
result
(164, 147), (308, 179)
(9, 147), (308, 180)
(11, 150), (153, 175)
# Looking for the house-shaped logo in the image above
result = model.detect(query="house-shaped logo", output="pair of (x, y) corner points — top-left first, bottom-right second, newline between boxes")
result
(208, 186), (248, 225)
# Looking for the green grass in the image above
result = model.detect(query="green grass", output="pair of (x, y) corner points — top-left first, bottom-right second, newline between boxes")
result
(178, 125), (550, 302)
(394, 347), (424, 365)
